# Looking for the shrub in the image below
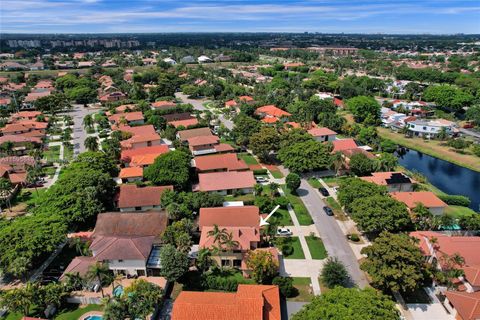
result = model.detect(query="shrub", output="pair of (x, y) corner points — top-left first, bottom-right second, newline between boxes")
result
(348, 234), (360, 242)
(321, 257), (350, 288)
(275, 196), (289, 209)
(438, 194), (471, 207)
(253, 169), (268, 175)
(255, 196), (275, 213)
(286, 173), (301, 191)
(282, 244), (294, 256)
(473, 144), (480, 157)
(272, 276), (296, 297)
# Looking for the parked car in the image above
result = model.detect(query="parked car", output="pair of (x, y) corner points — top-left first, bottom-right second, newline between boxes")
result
(323, 206), (334, 216)
(277, 227), (293, 236)
(463, 122), (474, 129)
(319, 187), (330, 197)
(255, 176), (268, 183)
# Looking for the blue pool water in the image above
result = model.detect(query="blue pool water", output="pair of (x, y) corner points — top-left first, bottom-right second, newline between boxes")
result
(85, 316), (103, 320)
(113, 285), (124, 297)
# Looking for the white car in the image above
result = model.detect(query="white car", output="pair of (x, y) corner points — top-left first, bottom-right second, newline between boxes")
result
(255, 176), (268, 183)
(277, 228), (293, 236)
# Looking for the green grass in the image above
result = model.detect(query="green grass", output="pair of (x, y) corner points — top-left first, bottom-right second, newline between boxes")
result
(322, 176), (343, 187)
(283, 236), (305, 259)
(305, 236), (328, 260)
(325, 197), (348, 221)
(4, 313), (22, 320)
(287, 277), (314, 302)
(43, 145), (61, 162)
(42, 165), (58, 178)
(445, 205), (477, 218)
(281, 186), (313, 225)
(270, 170), (284, 179)
(238, 152), (259, 165)
(63, 145), (74, 161)
(55, 304), (103, 320)
(307, 177), (322, 188)
(273, 208), (294, 226)
(224, 193), (255, 203)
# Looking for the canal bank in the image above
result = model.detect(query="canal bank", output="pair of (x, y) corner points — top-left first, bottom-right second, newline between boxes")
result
(396, 148), (480, 212)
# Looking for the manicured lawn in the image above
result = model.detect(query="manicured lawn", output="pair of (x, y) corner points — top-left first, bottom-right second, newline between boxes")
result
(283, 237), (305, 259)
(287, 277), (314, 302)
(55, 304), (103, 320)
(307, 177), (322, 189)
(43, 145), (61, 162)
(281, 186), (313, 225)
(322, 176), (343, 187)
(270, 170), (284, 179)
(224, 193), (255, 203)
(4, 313), (22, 320)
(43, 165), (58, 178)
(305, 236), (328, 260)
(445, 205), (477, 219)
(238, 152), (259, 165)
(273, 208), (294, 226)
(378, 127), (480, 172)
(325, 197), (348, 221)
(63, 145), (74, 161)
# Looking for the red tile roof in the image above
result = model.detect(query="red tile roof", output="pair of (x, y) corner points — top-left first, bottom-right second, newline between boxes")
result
(24, 91), (50, 102)
(152, 101), (176, 109)
(199, 206), (260, 229)
(194, 153), (248, 172)
(195, 171), (256, 192)
(172, 284), (281, 320)
(94, 211), (168, 237)
(177, 127), (212, 141)
(360, 172), (412, 186)
(187, 135), (220, 147)
(255, 105), (291, 118)
(308, 127), (337, 137)
(331, 139), (357, 152)
(121, 145), (170, 163)
(169, 118), (199, 128)
(0, 135), (41, 144)
(445, 290), (480, 320)
(60, 256), (95, 279)
(91, 235), (155, 260)
(119, 166), (143, 179)
(200, 226), (260, 250)
(116, 124), (156, 136)
(411, 231), (480, 286)
(390, 191), (447, 209)
(214, 143), (235, 153)
(116, 184), (173, 208)
(120, 133), (161, 149)
(108, 111), (144, 123)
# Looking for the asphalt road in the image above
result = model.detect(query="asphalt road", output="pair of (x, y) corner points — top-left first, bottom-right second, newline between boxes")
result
(66, 104), (99, 157)
(297, 178), (369, 288)
(175, 92), (234, 130)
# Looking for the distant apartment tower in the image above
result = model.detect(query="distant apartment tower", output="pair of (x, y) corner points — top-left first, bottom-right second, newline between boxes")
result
(307, 46), (358, 56)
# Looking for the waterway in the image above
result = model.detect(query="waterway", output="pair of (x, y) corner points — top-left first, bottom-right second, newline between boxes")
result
(396, 148), (480, 211)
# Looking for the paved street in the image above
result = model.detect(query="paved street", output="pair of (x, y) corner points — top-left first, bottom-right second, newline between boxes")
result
(175, 92), (234, 130)
(63, 104), (100, 157)
(296, 178), (369, 288)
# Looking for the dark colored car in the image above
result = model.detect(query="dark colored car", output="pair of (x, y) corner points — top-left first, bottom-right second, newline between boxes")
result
(323, 206), (334, 216)
(319, 187), (330, 197)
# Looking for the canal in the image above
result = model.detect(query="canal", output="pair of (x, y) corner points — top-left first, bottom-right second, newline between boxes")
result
(396, 148), (480, 212)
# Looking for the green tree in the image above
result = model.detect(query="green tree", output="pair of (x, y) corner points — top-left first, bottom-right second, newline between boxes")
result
(83, 114), (93, 130)
(320, 257), (350, 288)
(361, 232), (426, 293)
(196, 248), (214, 272)
(159, 244), (189, 282)
(412, 203), (434, 230)
(144, 150), (190, 189)
(245, 249), (279, 284)
(337, 178), (387, 213)
(0, 282), (38, 316)
(466, 105), (480, 126)
(350, 195), (411, 234)
(249, 127), (280, 162)
(34, 93), (72, 115)
(292, 287), (399, 320)
(346, 96), (380, 124)
(423, 85), (473, 112)
(285, 173), (301, 191)
(232, 115), (261, 146)
(377, 153), (398, 172)
(278, 140), (332, 173)
(0, 178), (13, 209)
(349, 153), (377, 176)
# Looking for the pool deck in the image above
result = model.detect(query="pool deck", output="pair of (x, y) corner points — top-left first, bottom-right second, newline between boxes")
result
(80, 311), (104, 320)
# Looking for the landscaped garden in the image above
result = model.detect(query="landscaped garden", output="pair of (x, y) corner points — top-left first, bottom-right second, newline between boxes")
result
(281, 186), (313, 225)
(278, 236), (305, 259)
(305, 236), (328, 260)
(287, 277), (314, 302)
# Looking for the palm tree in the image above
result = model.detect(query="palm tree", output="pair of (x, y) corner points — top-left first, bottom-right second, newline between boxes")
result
(83, 114), (93, 130)
(64, 272), (84, 291)
(86, 263), (110, 297)
(0, 177), (13, 210)
(84, 136), (99, 152)
(331, 151), (344, 175)
(25, 165), (42, 198)
(207, 224), (228, 249)
(222, 232), (239, 253)
(8, 256), (30, 282)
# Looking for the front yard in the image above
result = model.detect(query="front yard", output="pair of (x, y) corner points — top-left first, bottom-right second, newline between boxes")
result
(281, 186), (313, 225)
(307, 177), (322, 189)
(282, 236), (305, 259)
(287, 277), (314, 302)
(445, 205), (477, 218)
(325, 197), (348, 221)
(305, 236), (328, 260)
(237, 152), (259, 165)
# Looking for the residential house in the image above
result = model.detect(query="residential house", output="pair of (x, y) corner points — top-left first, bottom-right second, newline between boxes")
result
(407, 119), (458, 138)
(331, 138), (358, 153)
(172, 284), (281, 320)
(225, 96), (255, 110)
(0, 156), (36, 185)
(390, 191), (447, 215)
(23, 91), (51, 109)
(308, 127), (337, 142)
(120, 145), (170, 166)
(254, 105), (291, 124)
(186, 135), (234, 156)
(162, 58), (177, 65)
(99, 91), (126, 102)
(176, 127), (213, 142)
(360, 172), (415, 192)
(62, 211), (168, 277)
(193, 153), (249, 173)
(115, 184), (173, 212)
(0, 135), (42, 154)
(194, 171), (256, 195)
(10, 111), (42, 122)
(117, 125), (162, 150)
(197, 55), (212, 63)
(108, 111), (144, 126)
(410, 231), (480, 320)
(151, 100), (176, 111)
(284, 62), (305, 70)
(118, 167), (143, 183)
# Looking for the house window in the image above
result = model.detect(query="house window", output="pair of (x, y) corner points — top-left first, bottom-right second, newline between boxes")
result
(233, 259), (242, 268)
(221, 259), (231, 267)
(118, 260), (123, 263)
(135, 206), (142, 211)
(147, 141), (152, 147)
(423, 126), (427, 130)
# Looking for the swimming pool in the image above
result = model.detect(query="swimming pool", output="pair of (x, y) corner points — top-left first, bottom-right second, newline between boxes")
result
(84, 316), (103, 320)
(113, 285), (124, 297)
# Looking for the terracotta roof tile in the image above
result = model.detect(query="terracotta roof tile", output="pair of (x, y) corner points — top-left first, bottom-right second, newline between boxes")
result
(255, 105), (291, 118)
(390, 191), (447, 209)
(119, 167), (143, 179)
(331, 138), (357, 152)
(445, 290), (480, 320)
(194, 153), (248, 172)
(121, 145), (170, 163)
(308, 127), (337, 137)
(195, 171), (255, 192)
(116, 184), (173, 209)
(177, 127), (212, 141)
(199, 206), (260, 229)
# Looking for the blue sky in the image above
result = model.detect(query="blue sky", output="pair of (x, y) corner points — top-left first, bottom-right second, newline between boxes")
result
(1, 0), (479, 34)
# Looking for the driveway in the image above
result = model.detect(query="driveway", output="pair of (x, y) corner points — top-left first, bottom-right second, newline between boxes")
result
(175, 92), (234, 130)
(296, 178), (369, 288)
